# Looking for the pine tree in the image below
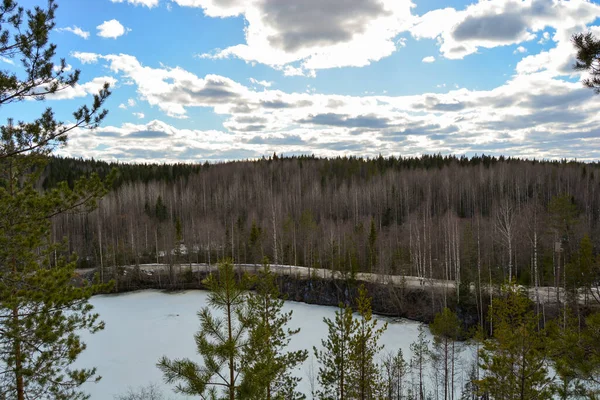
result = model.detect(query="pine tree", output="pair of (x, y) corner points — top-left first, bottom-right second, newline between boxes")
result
(382, 349), (407, 400)
(157, 259), (249, 399)
(314, 303), (358, 400)
(549, 312), (600, 398)
(476, 284), (552, 400)
(368, 218), (377, 272)
(572, 32), (600, 93)
(249, 220), (263, 264)
(0, 1), (111, 399)
(239, 259), (308, 400)
(350, 284), (387, 399)
(429, 308), (462, 400)
(155, 196), (168, 222)
(410, 325), (430, 400)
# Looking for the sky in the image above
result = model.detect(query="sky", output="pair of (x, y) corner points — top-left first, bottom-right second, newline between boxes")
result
(4, 0), (600, 163)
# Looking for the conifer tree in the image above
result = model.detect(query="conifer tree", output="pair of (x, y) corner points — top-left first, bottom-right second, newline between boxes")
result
(549, 312), (600, 398)
(157, 259), (249, 399)
(410, 325), (430, 400)
(382, 349), (407, 400)
(429, 308), (462, 400)
(350, 284), (387, 399)
(476, 284), (552, 400)
(314, 303), (358, 400)
(368, 219), (377, 272)
(155, 196), (168, 222)
(0, 1), (111, 399)
(572, 32), (600, 93)
(239, 259), (308, 400)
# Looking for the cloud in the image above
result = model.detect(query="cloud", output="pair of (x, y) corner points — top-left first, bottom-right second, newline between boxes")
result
(59, 120), (254, 163)
(56, 26), (90, 39)
(514, 46), (527, 54)
(410, 0), (600, 60)
(249, 78), (273, 88)
(538, 31), (551, 44)
(245, 134), (306, 146)
(298, 113), (391, 129)
(71, 51), (100, 64)
(515, 25), (600, 78)
(96, 53), (257, 118)
(110, 0), (159, 7)
(422, 56), (435, 63)
(133, 112), (145, 119)
(97, 19), (130, 39)
(181, 0), (414, 74)
(119, 98), (137, 110)
(77, 52), (600, 162)
(46, 76), (118, 100)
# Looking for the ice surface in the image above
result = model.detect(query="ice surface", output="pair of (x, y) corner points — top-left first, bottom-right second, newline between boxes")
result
(76, 290), (474, 399)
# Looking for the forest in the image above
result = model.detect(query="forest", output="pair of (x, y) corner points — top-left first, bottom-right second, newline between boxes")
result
(50, 155), (600, 307)
(2, 0), (600, 398)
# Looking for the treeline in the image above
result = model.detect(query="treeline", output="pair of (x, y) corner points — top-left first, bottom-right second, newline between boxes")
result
(120, 260), (600, 400)
(54, 155), (600, 312)
(41, 156), (204, 189)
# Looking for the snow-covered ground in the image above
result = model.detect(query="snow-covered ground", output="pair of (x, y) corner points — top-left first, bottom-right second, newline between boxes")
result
(76, 290), (476, 399)
(82, 263), (592, 304)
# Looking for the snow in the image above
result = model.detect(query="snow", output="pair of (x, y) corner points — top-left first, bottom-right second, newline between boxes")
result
(76, 290), (474, 399)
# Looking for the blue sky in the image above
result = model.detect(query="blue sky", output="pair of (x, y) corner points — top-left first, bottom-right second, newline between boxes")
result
(4, 0), (600, 162)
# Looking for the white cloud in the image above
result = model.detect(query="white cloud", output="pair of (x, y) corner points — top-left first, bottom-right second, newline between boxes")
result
(181, 0), (414, 74)
(110, 0), (159, 7)
(72, 52), (600, 162)
(97, 19), (130, 39)
(56, 26), (90, 39)
(119, 99), (137, 110)
(422, 56), (435, 63)
(515, 25), (600, 77)
(249, 78), (272, 88)
(538, 31), (551, 44)
(133, 112), (145, 119)
(53, 63), (73, 73)
(410, 0), (600, 60)
(514, 46), (527, 54)
(46, 76), (118, 100)
(0, 56), (14, 65)
(60, 120), (243, 164)
(71, 51), (100, 64)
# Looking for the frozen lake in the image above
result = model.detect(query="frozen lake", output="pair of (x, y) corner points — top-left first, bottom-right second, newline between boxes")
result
(76, 290), (473, 399)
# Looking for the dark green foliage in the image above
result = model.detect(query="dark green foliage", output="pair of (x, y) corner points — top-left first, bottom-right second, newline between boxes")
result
(350, 285), (387, 399)
(248, 220), (263, 263)
(572, 32), (600, 93)
(410, 325), (430, 400)
(42, 156), (203, 190)
(239, 261), (308, 399)
(0, 0), (112, 398)
(314, 304), (358, 400)
(430, 308), (462, 400)
(382, 349), (407, 400)
(476, 285), (552, 400)
(155, 196), (168, 222)
(157, 259), (249, 399)
(175, 217), (182, 243)
(549, 312), (600, 398)
(368, 219), (377, 272)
